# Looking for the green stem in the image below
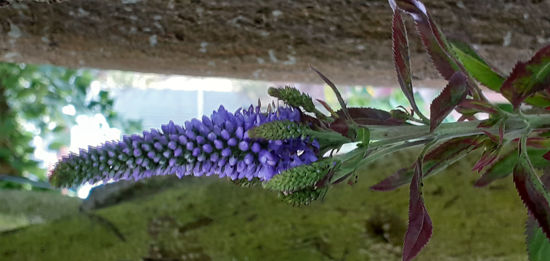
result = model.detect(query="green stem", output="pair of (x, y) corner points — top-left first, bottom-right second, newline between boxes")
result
(365, 114), (550, 149)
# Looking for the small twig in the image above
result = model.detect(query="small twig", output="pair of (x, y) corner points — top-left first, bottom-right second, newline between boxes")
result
(80, 208), (126, 242)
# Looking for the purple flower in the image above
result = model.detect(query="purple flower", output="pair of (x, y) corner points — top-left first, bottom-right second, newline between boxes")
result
(50, 105), (319, 187)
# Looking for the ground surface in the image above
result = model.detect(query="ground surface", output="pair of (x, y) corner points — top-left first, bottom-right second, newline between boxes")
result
(0, 149), (529, 260)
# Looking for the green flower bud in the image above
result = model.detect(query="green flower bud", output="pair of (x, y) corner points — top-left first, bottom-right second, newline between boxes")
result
(264, 159), (333, 192)
(248, 120), (309, 140)
(278, 187), (327, 206)
(268, 86), (316, 113)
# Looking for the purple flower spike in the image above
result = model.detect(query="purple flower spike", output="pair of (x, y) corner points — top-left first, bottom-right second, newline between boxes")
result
(227, 138), (238, 147)
(251, 142), (261, 153)
(192, 148), (201, 157)
(238, 141), (249, 151)
(221, 148), (232, 157)
(168, 141), (177, 150)
(51, 104), (319, 187)
(202, 144), (213, 154)
(214, 140), (224, 150)
(207, 132), (217, 141)
(244, 153), (255, 165)
(221, 130), (231, 140)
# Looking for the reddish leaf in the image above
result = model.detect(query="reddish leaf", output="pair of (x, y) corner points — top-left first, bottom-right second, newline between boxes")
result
(476, 149), (550, 187)
(392, 0), (460, 80)
(527, 137), (550, 149)
(329, 108), (408, 138)
(501, 45), (550, 109)
(475, 150), (518, 187)
(456, 99), (498, 116)
(472, 143), (502, 173)
(430, 71), (469, 131)
(371, 167), (414, 191)
(328, 118), (350, 137)
(544, 151), (550, 162)
(392, 9), (425, 120)
(514, 150), (550, 240)
(335, 107), (407, 126)
(371, 136), (480, 191)
(403, 161), (432, 261)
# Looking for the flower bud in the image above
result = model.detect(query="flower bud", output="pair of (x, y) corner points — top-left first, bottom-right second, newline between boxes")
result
(278, 187), (327, 206)
(268, 86), (316, 113)
(248, 120), (309, 140)
(264, 159), (333, 192)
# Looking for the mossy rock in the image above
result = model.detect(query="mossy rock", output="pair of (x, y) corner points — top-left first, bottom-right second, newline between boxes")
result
(0, 189), (81, 232)
(0, 149), (527, 260)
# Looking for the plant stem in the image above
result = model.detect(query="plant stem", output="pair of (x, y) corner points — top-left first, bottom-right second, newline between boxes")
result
(366, 114), (550, 149)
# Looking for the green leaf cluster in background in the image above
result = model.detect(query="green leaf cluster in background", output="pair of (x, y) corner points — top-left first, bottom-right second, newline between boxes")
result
(0, 63), (141, 188)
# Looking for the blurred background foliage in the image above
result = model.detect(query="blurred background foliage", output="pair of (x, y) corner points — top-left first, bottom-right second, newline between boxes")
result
(0, 62), (141, 190)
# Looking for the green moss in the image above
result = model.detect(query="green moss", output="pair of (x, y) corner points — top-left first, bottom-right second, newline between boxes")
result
(0, 190), (81, 231)
(0, 149), (529, 260)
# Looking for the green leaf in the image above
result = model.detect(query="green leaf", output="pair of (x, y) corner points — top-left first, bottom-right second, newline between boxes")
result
(372, 136), (481, 191)
(527, 219), (550, 261)
(48, 141), (66, 151)
(450, 41), (505, 91)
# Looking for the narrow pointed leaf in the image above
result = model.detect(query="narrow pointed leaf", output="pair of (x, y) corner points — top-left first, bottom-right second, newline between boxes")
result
(402, 161), (432, 261)
(392, 9), (425, 120)
(372, 136), (480, 191)
(449, 41), (505, 91)
(311, 66), (350, 120)
(393, 0), (460, 80)
(430, 71), (469, 131)
(335, 107), (407, 126)
(514, 149), (550, 240)
(472, 143), (502, 173)
(525, 92), (550, 108)
(501, 45), (550, 109)
(316, 99), (337, 117)
(527, 137), (550, 149)
(476, 149), (550, 187)
(456, 99), (498, 116)
(475, 150), (518, 187)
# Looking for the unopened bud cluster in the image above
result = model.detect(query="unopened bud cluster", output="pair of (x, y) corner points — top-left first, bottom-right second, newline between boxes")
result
(248, 120), (312, 140)
(278, 188), (327, 206)
(268, 86), (316, 113)
(264, 159), (333, 192)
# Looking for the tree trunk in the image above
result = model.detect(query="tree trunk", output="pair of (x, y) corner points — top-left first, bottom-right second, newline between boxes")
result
(0, 84), (19, 176)
(1, 0), (549, 87)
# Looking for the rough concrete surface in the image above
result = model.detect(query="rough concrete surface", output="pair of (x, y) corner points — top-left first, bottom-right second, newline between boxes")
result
(0, 0), (549, 87)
